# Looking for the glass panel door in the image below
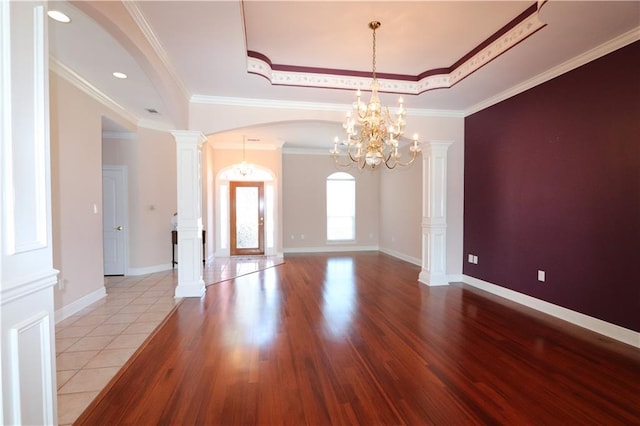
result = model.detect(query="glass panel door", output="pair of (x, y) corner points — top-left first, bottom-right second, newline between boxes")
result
(230, 181), (264, 255)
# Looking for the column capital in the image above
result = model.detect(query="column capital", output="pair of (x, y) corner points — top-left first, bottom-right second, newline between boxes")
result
(421, 140), (452, 154)
(171, 130), (207, 146)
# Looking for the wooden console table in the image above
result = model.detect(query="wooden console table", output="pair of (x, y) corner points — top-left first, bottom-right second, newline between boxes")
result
(172, 230), (206, 268)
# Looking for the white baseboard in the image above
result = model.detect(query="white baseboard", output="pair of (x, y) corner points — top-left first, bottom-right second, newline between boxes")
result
(378, 247), (421, 266)
(463, 274), (640, 348)
(448, 274), (464, 283)
(284, 245), (378, 254)
(55, 286), (107, 324)
(127, 263), (173, 276)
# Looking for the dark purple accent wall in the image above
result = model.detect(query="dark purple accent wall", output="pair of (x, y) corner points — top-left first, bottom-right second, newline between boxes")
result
(464, 41), (640, 332)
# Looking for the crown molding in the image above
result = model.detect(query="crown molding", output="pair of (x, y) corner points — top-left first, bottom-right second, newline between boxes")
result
(191, 94), (347, 111)
(49, 56), (139, 125)
(190, 95), (463, 118)
(209, 140), (283, 151)
(283, 147), (330, 156)
(465, 26), (640, 116)
(122, 1), (191, 102)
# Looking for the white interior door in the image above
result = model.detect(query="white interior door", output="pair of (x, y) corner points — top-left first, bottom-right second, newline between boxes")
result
(103, 166), (127, 275)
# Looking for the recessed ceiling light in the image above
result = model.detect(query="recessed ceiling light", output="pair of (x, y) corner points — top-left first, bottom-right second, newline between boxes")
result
(47, 10), (71, 23)
(112, 72), (127, 79)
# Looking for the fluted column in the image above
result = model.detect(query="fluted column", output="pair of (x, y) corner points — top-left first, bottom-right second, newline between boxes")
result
(171, 130), (206, 298)
(419, 141), (452, 286)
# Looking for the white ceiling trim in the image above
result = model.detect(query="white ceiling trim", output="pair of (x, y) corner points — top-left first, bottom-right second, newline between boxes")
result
(49, 56), (139, 126)
(191, 94), (348, 111)
(247, 3), (545, 96)
(283, 147), (332, 156)
(190, 94), (463, 118)
(465, 26), (640, 116)
(209, 140), (284, 151)
(123, 1), (191, 102)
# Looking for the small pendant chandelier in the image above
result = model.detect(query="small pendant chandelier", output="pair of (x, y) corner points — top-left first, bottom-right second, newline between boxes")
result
(331, 21), (421, 170)
(235, 136), (253, 177)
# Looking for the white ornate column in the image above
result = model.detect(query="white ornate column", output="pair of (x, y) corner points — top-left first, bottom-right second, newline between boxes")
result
(171, 131), (206, 298)
(418, 141), (452, 286)
(1, 1), (58, 423)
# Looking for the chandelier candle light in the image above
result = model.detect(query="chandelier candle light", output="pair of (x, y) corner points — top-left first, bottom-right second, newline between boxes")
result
(331, 21), (421, 170)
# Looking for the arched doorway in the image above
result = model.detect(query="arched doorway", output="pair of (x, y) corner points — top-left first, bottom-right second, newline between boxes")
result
(215, 166), (278, 257)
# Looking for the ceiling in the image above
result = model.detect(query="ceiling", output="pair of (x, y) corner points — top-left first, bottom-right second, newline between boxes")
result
(47, 1), (639, 148)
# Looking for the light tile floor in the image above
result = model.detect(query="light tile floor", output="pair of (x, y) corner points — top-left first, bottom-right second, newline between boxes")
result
(56, 256), (282, 425)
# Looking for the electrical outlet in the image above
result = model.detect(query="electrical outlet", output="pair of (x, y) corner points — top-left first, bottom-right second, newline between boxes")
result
(290, 234), (295, 240)
(538, 270), (545, 282)
(300, 234), (305, 240)
(473, 255), (479, 264)
(468, 254), (474, 263)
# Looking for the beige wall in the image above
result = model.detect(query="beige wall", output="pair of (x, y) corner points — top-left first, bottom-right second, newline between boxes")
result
(50, 72), (134, 311)
(379, 154), (423, 263)
(131, 128), (176, 269)
(283, 153), (379, 251)
(103, 129), (176, 272)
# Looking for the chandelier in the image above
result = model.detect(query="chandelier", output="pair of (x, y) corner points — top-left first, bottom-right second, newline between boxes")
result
(331, 21), (421, 170)
(235, 136), (253, 177)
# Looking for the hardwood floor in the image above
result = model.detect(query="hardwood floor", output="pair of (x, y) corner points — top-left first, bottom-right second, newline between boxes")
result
(75, 252), (640, 425)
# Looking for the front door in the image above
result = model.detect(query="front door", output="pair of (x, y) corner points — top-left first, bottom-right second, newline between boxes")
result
(103, 167), (127, 275)
(230, 181), (264, 256)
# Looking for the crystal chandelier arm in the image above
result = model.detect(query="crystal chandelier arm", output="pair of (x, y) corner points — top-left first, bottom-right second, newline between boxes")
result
(332, 154), (357, 168)
(331, 136), (365, 168)
(384, 149), (419, 169)
(384, 137), (421, 168)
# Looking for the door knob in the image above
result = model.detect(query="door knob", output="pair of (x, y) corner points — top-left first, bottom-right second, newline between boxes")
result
(114, 226), (123, 231)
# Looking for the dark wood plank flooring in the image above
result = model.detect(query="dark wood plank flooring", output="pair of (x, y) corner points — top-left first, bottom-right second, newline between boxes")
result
(75, 252), (640, 425)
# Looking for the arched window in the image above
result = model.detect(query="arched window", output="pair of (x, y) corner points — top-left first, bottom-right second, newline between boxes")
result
(326, 172), (355, 241)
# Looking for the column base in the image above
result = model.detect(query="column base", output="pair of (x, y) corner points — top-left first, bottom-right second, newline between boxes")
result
(174, 279), (206, 298)
(418, 270), (450, 287)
